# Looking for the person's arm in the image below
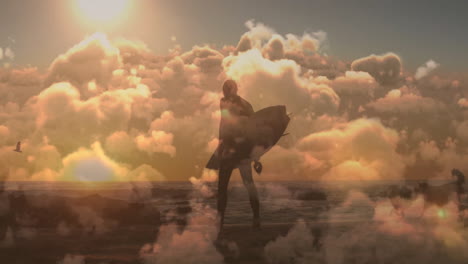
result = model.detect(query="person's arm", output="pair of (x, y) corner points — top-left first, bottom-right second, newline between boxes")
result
(218, 99), (225, 140)
(239, 97), (254, 116)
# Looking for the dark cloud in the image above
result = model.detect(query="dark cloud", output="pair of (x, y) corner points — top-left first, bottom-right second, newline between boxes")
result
(351, 53), (402, 86)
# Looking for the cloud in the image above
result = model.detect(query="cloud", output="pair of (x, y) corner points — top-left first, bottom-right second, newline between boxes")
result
(128, 164), (165, 182)
(456, 121), (468, 143)
(239, 20), (323, 57)
(366, 90), (444, 115)
(257, 145), (313, 181)
(236, 20), (340, 78)
(263, 35), (285, 60)
(135, 130), (176, 157)
(72, 206), (116, 235)
(0, 47), (15, 61)
(297, 118), (404, 181)
(263, 191), (468, 264)
(46, 33), (122, 94)
(320, 192), (468, 264)
(415, 60), (439, 80)
(2, 18), (468, 263)
(238, 20), (275, 51)
(457, 98), (468, 108)
(0, 67), (44, 105)
(104, 131), (139, 161)
(0, 125), (9, 146)
(61, 142), (127, 182)
(351, 53), (402, 85)
(34, 80), (165, 155)
(58, 255), (85, 264)
(224, 49), (339, 115)
(0, 21), (467, 183)
(140, 221), (224, 264)
(5, 48), (14, 60)
(260, 183), (302, 210)
(140, 174), (228, 264)
(314, 71), (378, 115)
(418, 140), (440, 161)
(264, 219), (315, 264)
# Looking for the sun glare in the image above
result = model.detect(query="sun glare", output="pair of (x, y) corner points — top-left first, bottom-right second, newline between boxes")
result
(76, 0), (130, 24)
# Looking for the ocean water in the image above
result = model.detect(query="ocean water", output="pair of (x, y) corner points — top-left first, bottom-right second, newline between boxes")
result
(1, 180), (406, 225)
(2, 180), (468, 264)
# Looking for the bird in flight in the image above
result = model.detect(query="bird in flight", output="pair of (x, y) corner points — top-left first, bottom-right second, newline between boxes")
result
(13, 141), (22, 153)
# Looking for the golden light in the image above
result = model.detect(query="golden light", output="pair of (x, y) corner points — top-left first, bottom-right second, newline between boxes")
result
(61, 143), (126, 183)
(437, 209), (447, 219)
(75, 0), (130, 24)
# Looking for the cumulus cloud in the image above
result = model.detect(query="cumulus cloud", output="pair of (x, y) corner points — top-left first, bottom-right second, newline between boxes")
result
(415, 60), (439, 80)
(351, 53), (402, 86)
(0, 125), (9, 146)
(135, 131), (176, 157)
(297, 118), (404, 181)
(263, 191), (468, 264)
(366, 90), (444, 115)
(72, 206), (116, 235)
(61, 142), (127, 182)
(0, 67), (44, 105)
(5, 48), (14, 60)
(0, 20), (466, 183)
(140, 173), (229, 264)
(314, 71), (378, 116)
(457, 98), (468, 108)
(128, 164), (165, 182)
(264, 219), (315, 264)
(1, 17), (468, 264)
(140, 218), (224, 264)
(320, 192), (468, 264)
(34, 80), (164, 155)
(46, 33), (122, 97)
(224, 49), (339, 115)
(104, 130), (140, 161)
(260, 183), (302, 210)
(237, 20), (275, 52)
(58, 255), (85, 264)
(239, 19), (324, 57)
(0, 47), (14, 61)
(263, 35), (285, 60)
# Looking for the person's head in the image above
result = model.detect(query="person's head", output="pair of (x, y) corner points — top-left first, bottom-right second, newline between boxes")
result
(222, 80), (238, 98)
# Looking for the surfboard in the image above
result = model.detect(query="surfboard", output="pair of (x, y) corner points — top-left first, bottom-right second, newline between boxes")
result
(206, 105), (290, 170)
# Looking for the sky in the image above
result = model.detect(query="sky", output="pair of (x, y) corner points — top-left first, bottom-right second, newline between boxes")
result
(3, 2), (468, 260)
(1, 0), (468, 183)
(1, 0), (468, 70)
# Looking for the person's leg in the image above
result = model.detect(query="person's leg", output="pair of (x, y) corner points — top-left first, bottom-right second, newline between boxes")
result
(238, 159), (260, 228)
(218, 162), (233, 228)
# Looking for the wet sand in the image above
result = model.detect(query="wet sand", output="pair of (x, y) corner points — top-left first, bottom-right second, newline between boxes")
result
(0, 221), (340, 264)
(0, 223), (316, 264)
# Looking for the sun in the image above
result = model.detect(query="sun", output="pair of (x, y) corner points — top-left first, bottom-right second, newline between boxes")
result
(75, 0), (130, 24)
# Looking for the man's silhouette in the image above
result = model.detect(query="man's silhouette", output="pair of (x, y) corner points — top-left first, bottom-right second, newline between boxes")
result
(216, 80), (260, 229)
